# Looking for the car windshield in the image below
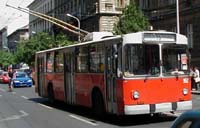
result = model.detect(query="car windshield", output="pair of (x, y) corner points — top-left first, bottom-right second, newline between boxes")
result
(16, 73), (27, 78)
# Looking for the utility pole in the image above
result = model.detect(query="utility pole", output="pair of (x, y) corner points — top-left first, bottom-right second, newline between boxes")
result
(176, 0), (180, 34)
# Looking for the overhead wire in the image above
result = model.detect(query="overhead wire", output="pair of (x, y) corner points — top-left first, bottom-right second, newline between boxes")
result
(15, 0), (89, 35)
(18, 6), (89, 35)
(6, 4), (85, 37)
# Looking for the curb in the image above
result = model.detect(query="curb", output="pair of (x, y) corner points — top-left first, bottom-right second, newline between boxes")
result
(191, 90), (200, 94)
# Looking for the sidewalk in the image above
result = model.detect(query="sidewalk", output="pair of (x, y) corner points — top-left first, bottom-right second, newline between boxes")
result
(191, 90), (200, 94)
(191, 83), (200, 94)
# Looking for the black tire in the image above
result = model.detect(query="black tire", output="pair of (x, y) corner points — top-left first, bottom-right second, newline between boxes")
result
(93, 91), (105, 118)
(48, 85), (55, 104)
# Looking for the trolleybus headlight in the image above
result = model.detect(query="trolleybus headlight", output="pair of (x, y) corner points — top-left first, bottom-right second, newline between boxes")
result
(183, 88), (188, 95)
(133, 91), (140, 99)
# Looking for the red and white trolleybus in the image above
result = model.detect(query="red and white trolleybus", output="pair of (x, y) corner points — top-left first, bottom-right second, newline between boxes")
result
(35, 31), (192, 116)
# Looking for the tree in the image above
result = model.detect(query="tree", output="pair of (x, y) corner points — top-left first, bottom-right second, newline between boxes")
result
(113, 2), (150, 35)
(14, 32), (73, 67)
(0, 50), (14, 67)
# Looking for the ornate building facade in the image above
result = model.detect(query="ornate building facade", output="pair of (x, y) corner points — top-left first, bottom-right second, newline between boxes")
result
(28, 0), (130, 40)
(139, 0), (200, 66)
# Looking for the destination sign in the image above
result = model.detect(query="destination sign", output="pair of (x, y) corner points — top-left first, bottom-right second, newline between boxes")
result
(143, 33), (176, 42)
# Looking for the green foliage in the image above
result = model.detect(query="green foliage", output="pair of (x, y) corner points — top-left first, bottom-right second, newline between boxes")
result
(113, 3), (150, 34)
(0, 51), (14, 67)
(14, 32), (73, 67)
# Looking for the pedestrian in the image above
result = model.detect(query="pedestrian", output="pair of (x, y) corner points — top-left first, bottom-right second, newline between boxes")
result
(194, 66), (200, 90)
(8, 68), (13, 91)
(190, 67), (196, 90)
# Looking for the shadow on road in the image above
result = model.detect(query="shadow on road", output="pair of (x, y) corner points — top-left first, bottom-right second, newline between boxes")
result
(28, 97), (176, 126)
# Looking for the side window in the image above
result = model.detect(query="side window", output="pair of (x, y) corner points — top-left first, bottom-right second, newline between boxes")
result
(89, 43), (105, 73)
(38, 57), (45, 73)
(76, 46), (89, 72)
(55, 52), (64, 73)
(46, 52), (54, 72)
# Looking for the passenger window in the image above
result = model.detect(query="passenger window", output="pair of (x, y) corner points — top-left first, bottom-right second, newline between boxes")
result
(55, 52), (64, 73)
(47, 52), (54, 73)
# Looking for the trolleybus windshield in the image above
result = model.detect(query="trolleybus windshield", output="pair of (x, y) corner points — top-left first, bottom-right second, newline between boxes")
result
(124, 44), (189, 77)
(162, 44), (189, 76)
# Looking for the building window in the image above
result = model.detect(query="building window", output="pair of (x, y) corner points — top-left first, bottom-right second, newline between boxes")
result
(187, 24), (193, 48)
(116, 0), (125, 8)
(168, 0), (176, 5)
(139, 0), (150, 9)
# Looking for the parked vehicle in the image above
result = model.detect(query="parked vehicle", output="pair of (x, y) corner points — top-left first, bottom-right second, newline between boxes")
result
(17, 68), (35, 85)
(12, 72), (33, 87)
(0, 71), (10, 83)
(171, 110), (200, 128)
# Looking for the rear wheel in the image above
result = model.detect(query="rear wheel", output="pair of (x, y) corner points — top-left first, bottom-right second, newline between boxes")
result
(93, 91), (105, 118)
(48, 85), (55, 104)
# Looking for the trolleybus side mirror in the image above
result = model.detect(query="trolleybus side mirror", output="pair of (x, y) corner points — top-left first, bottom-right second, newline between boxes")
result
(113, 44), (118, 59)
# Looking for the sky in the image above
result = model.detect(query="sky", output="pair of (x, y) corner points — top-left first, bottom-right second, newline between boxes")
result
(0, 0), (34, 35)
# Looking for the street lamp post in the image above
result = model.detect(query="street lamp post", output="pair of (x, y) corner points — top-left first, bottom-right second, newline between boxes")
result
(176, 0), (180, 34)
(66, 14), (81, 42)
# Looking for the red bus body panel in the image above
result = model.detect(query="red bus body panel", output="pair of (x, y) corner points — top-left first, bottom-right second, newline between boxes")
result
(122, 77), (191, 104)
(42, 72), (191, 115)
(116, 77), (191, 114)
(74, 73), (104, 107)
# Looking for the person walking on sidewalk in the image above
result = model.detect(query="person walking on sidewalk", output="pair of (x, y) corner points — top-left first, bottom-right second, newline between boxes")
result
(190, 67), (196, 90)
(193, 67), (200, 90)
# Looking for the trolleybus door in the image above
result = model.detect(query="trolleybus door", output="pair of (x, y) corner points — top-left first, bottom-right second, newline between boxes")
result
(37, 57), (45, 97)
(105, 44), (117, 114)
(64, 52), (75, 104)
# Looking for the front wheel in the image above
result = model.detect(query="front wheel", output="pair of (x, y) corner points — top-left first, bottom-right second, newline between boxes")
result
(48, 85), (55, 104)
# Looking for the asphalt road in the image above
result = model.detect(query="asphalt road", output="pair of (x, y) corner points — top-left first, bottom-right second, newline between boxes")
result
(0, 83), (199, 128)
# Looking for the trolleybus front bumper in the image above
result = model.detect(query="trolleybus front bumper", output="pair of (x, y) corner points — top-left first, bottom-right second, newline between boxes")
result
(124, 100), (192, 115)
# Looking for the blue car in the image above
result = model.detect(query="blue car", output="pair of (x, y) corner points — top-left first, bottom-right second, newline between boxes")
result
(171, 110), (200, 128)
(12, 72), (33, 87)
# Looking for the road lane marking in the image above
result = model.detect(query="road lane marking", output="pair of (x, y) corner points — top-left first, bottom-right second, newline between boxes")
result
(12, 92), (16, 94)
(19, 110), (29, 117)
(69, 115), (98, 126)
(38, 103), (53, 109)
(0, 110), (29, 122)
(21, 96), (28, 99)
(0, 88), (6, 92)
